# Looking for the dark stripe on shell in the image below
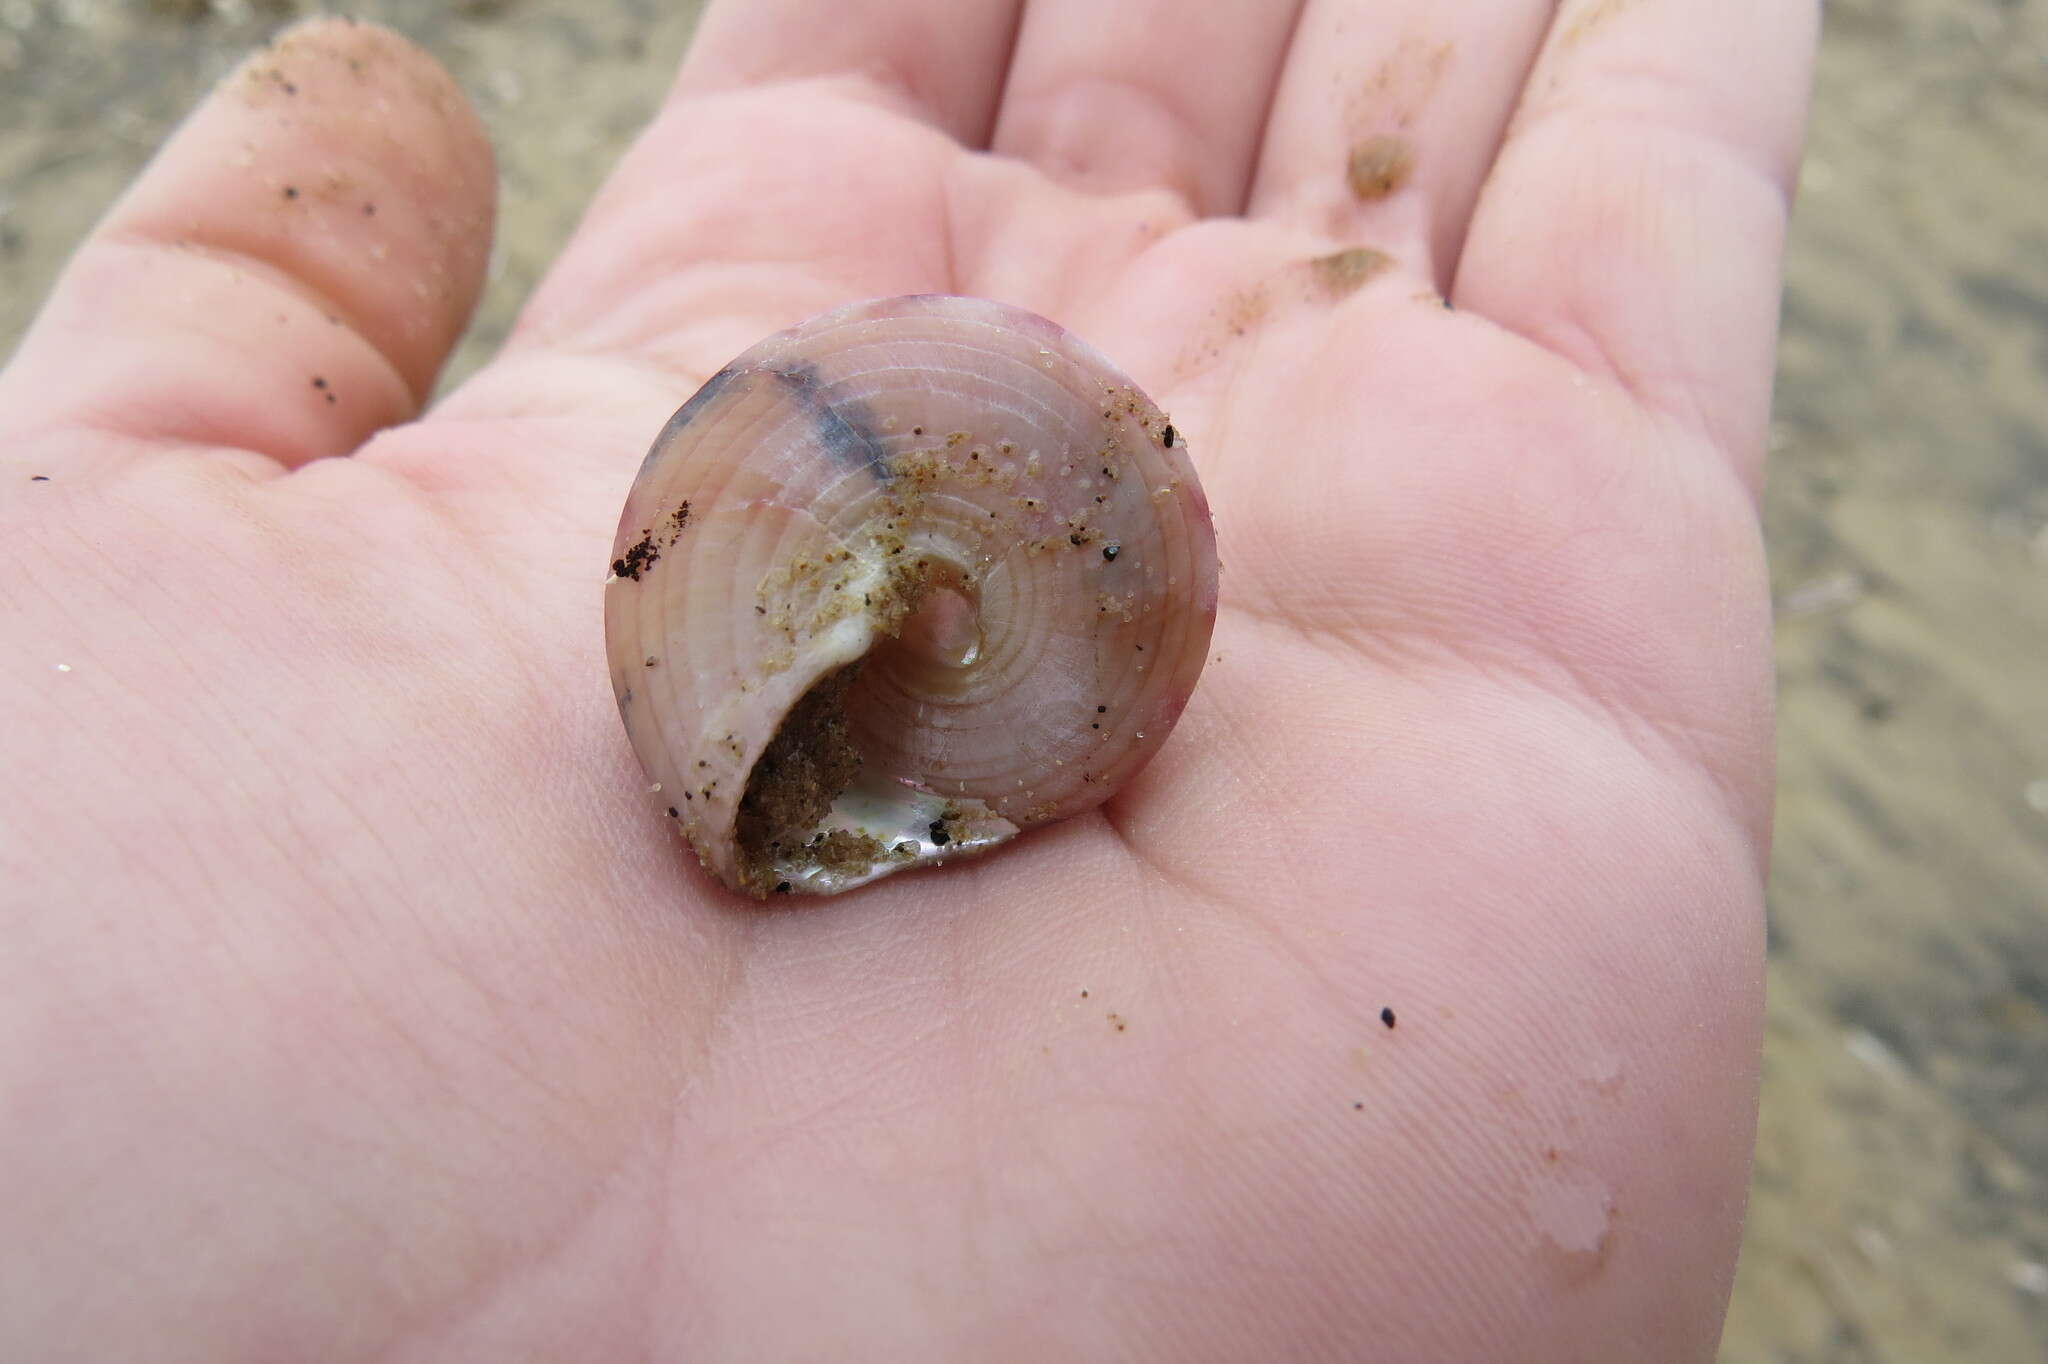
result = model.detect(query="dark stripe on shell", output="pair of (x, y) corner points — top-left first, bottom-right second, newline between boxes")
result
(638, 365), (743, 479)
(767, 363), (889, 479)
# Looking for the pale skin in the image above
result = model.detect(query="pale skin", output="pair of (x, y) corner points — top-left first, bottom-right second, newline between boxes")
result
(0, 1), (1816, 1359)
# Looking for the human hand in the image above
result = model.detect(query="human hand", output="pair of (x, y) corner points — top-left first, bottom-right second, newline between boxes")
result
(0, 2), (1815, 1359)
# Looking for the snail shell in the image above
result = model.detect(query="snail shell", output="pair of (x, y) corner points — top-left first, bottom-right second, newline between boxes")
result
(605, 295), (1218, 898)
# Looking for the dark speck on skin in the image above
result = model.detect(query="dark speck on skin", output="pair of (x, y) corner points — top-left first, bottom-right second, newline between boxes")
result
(30, 475), (50, 482)
(1381, 1006), (1397, 1029)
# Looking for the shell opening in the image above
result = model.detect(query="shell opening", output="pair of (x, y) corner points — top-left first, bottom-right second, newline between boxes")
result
(733, 665), (869, 892)
(733, 565), (1019, 897)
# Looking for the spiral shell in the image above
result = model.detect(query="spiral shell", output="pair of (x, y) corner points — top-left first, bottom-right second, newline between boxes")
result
(605, 295), (1218, 897)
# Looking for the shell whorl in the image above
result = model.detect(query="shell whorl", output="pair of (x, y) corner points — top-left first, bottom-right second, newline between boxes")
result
(605, 295), (1219, 897)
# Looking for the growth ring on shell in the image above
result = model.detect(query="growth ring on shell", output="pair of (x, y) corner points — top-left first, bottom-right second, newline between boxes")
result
(605, 295), (1219, 897)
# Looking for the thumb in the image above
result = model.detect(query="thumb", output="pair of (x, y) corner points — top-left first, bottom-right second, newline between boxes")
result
(0, 18), (495, 473)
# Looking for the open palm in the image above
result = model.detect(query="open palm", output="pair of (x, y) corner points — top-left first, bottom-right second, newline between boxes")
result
(0, 4), (1816, 1360)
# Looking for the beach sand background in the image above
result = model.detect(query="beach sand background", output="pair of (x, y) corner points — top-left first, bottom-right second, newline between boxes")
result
(3, 2), (2043, 1358)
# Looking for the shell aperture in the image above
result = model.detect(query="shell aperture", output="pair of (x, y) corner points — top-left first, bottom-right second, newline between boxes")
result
(605, 295), (1219, 898)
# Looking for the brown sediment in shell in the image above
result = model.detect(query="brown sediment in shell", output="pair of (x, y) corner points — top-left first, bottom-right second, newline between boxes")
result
(604, 295), (1219, 898)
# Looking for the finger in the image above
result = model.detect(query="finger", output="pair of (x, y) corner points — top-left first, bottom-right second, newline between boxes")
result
(989, 0), (1307, 216)
(673, 0), (1025, 148)
(1245, 1), (1555, 287)
(0, 19), (493, 471)
(481, 82), (972, 396)
(1451, 0), (1820, 487)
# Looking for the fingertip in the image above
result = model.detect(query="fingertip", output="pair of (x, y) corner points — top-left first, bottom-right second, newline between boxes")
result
(169, 15), (498, 399)
(673, 0), (1023, 147)
(1451, 0), (1818, 485)
(5, 17), (497, 466)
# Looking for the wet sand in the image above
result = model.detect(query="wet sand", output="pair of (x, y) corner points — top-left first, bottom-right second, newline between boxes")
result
(1732, 1), (2048, 1357)
(3, 2), (2044, 1358)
